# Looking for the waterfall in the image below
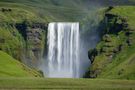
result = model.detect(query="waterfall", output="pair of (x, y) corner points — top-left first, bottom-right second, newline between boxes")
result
(47, 22), (80, 78)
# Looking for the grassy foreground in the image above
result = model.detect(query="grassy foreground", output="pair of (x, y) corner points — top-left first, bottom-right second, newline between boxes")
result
(0, 78), (135, 90)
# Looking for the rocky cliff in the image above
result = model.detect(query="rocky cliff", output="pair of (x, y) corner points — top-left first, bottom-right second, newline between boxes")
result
(0, 7), (47, 68)
(87, 6), (135, 80)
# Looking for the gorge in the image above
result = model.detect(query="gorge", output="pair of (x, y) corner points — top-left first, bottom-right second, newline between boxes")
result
(0, 0), (135, 80)
(1, 0), (135, 89)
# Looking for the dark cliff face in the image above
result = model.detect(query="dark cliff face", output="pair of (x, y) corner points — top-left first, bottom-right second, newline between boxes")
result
(16, 22), (47, 68)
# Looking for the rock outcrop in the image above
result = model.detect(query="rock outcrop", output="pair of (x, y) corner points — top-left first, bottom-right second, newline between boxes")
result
(0, 21), (47, 68)
(16, 22), (47, 68)
(87, 6), (135, 78)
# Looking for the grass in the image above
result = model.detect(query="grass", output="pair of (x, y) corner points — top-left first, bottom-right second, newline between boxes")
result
(0, 6), (44, 23)
(1, 0), (134, 22)
(108, 6), (135, 30)
(98, 6), (135, 79)
(0, 51), (41, 77)
(0, 0), (88, 22)
(0, 78), (135, 90)
(99, 44), (135, 79)
(0, 26), (25, 60)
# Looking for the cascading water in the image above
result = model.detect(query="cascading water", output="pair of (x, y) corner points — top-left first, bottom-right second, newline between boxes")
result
(47, 22), (80, 78)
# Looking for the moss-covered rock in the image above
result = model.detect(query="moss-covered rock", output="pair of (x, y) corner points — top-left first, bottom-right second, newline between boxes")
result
(88, 48), (98, 63)
(87, 6), (135, 79)
(0, 7), (47, 68)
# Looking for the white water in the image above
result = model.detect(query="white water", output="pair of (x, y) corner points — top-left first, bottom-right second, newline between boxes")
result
(47, 22), (80, 78)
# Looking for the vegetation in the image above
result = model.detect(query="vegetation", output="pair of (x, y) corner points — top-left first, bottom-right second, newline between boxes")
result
(0, 5), (47, 67)
(0, 51), (41, 77)
(0, 78), (135, 90)
(0, 26), (24, 60)
(88, 6), (135, 80)
(0, 0), (88, 22)
(0, 1), (135, 89)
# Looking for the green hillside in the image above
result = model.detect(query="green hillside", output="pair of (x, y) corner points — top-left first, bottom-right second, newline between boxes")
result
(0, 0), (88, 22)
(0, 51), (41, 77)
(1, 0), (135, 22)
(88, 6), (135, 80)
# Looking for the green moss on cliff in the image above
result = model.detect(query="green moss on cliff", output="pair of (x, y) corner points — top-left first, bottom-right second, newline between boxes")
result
(88, 6), (135, 80)
(0, 26), (25, 60)
(0, 6), (47, 68)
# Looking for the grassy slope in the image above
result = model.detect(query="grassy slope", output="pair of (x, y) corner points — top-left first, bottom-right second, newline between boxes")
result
(100, 6), (135, 79)
(90, 6), (135, 80)
(0, 0), (88, 22)
(0, 51), (41, 77)
(0, 6), (44, 77)
(1, 0), (135, 22)
(0, 5), (44, 23)
(0, 78), (135, 90)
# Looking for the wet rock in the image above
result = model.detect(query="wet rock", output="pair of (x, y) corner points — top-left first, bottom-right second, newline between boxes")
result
(88, 48), (98, 63)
